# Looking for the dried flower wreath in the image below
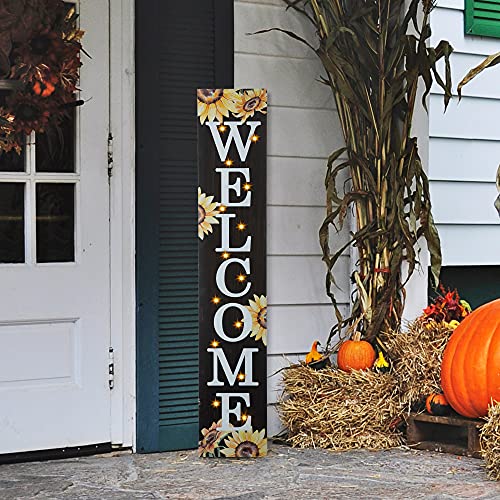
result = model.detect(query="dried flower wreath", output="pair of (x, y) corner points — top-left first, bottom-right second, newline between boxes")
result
(0, 0), (85, 154)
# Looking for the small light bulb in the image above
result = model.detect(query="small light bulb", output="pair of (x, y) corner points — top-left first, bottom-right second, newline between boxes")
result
(241, 414), (248, 421)
(211, 340), (220, 348)
(221, 252), (231, 260)
(212, 400), (220, 408)
(225, 159), (233, 167)
(237, 373), (246, 381)
(251, 135), (259, 142)
(237, 222), (246, 231)
(218, 124), (227, 132)
(234, 321), (243, 329)
(212, 296), (221, 305)
(237, 274), (247, 282)
(243, 183), (252, 191)
(219, 205), (227, 212)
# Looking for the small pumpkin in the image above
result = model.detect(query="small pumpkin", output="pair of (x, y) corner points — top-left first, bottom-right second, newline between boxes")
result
(337, 332), (376, 372)
(441, 299), (500, 418)
(425, 393), (451, 416)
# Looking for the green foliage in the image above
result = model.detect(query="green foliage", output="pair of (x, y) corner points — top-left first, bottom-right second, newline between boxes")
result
(258, 0), (454, 345)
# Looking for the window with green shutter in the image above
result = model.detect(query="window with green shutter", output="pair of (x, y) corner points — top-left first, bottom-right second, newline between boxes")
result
(136, 0), (234, 453)
(465, 0), (500, 38)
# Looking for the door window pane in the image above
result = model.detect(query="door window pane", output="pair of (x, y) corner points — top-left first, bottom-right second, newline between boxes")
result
(0, 149), (25, 172)
(36, 183), (75, 263)
(36, 111), (75, 173)
(0, 183), (25, 263)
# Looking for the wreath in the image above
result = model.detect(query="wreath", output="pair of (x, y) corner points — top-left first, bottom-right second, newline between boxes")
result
(0, 0), (85, 154)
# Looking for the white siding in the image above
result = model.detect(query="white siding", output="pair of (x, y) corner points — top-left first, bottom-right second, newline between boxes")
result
(234, 0), (350, 435)
(430, 1), (500, 266)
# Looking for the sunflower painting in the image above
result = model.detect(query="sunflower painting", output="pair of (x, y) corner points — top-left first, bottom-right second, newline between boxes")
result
(197, 89), (240, 124)
(233, 89), (267, 122)
(220, 428), (267, 458)
(198, 187), (220, 240)
(246, 294), (267, 346)
(198, 420), (228, 457)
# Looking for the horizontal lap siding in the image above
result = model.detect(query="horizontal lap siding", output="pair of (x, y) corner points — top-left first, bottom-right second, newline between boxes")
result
(430, 2), (500, 266)
(234, 0), (350, 435)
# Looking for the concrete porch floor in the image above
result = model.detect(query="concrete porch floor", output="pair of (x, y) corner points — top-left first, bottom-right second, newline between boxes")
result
(0, 444), (499, 499)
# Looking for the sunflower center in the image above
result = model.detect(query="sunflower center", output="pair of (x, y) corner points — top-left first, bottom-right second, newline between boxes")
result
(235, 441), (259, 458)
(204, 429), (219, 447)
(30, 35), (51, 55)
(198, 204), (206, 224)
(197, 89), (223, 105)
(258, 307), (267, 329)
(243, 96), (261, 112)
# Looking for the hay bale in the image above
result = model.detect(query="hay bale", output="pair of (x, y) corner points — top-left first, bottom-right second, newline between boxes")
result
(381, 319), (453, 411)
(278, 365), (404, 451)
(481, 404), (500, 481)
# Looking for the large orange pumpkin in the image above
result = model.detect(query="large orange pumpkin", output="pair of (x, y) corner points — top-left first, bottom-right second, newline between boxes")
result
(441, 299), (500, 418)
(337, 332), (376, 372)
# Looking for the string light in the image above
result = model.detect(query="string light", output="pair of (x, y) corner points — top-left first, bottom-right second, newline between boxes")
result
(237, 221), (246, 231)
(243, 183), (252, 191)
(212, 399), (221, 408)
(236, 274), (247, 283)
(234, 320), (243, 329)
(251, 135), (259, 142)
(237, 373), (246, 382)
(225, 159), (233, 167)
(218, 124), (227, 132)
(241, 414), (248, 422)
(221, 252), (231, 260)
(211, 340), (220, 348)
(219, 205), (227, 213)
(211, 296), (221, 305)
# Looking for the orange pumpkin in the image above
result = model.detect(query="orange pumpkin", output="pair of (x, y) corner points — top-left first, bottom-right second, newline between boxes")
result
(441, 299), (500, 418)
(337, 332), (376, 372)
(425, 393), (451, 416)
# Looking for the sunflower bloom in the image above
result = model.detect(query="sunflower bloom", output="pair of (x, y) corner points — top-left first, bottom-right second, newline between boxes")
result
(198, 187), (220, 240)
(232, 89), (267, 122)
(220, 428), (267, 458)
(197, 89), (239, 124)
(247, 294), (267, 346)
(198, 420), (227, 457)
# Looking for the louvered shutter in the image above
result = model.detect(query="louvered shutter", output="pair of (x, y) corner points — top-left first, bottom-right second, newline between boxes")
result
(136, 0), (233, 452)
(465, 0), (500, 38)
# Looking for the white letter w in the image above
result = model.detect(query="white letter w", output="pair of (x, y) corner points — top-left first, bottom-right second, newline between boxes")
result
(206, 121), (261, 162)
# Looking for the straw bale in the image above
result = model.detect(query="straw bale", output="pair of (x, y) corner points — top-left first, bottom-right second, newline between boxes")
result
(481, 403), (500, 481)
(381, 319), (453, 411)
(278, 365), (405, 450)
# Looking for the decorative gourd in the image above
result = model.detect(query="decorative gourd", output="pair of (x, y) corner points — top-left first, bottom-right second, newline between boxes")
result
(425, 393), (451, 416)
(373, 351), (390, 373)
(337, 332), (376, 372)
(305, 341), (322, 365)
(441, 299), (500, 418)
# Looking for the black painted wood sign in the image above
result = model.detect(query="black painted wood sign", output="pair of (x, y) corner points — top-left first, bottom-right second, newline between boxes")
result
(197, 89), (267, 458)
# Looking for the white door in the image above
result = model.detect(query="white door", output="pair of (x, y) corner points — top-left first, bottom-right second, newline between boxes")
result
(0, 0), (111, 454)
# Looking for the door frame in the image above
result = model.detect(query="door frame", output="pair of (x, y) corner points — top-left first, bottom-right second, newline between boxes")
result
(109, 0), (136, 449)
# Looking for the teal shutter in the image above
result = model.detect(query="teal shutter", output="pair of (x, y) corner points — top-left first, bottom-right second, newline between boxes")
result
(136, 0), (233, 453)
(465, 0), (500, 38)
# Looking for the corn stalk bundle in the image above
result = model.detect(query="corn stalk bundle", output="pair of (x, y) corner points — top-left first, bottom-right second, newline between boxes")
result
(259, 1), (454, 344)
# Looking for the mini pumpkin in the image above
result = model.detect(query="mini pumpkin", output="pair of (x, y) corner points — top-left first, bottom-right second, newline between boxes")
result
(337, 332), (376, 372)
(425, 393), (451, 416)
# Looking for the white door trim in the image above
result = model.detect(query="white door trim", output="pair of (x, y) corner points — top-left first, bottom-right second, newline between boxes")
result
(109, 0), (136, 449)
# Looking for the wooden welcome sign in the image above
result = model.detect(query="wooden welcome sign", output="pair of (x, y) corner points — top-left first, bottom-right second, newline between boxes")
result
(197, 89), (267, 458)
